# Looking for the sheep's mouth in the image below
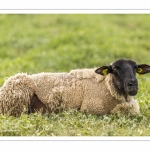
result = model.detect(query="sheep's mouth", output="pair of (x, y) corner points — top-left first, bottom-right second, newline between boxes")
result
(125, 86), (138, 96)
(124, 81), (138, 96)
(127, 90), (138, 96)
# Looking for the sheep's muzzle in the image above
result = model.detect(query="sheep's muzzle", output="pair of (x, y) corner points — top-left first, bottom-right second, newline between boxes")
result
(125, 78), (138, 96)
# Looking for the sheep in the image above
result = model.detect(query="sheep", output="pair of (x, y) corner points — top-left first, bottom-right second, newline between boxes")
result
(0, 58), (150, 117)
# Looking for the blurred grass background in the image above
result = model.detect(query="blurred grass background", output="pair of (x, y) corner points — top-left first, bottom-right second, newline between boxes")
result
(0, 15), (150, 78)
(0, 14), (150, 136)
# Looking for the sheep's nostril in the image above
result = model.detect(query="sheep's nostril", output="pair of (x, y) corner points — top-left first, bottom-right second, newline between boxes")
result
(127, 78), (138, 87)
(128, 83), (133, 87)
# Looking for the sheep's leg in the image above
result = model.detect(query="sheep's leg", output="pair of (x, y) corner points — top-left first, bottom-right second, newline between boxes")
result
(110, 100), (140, 116)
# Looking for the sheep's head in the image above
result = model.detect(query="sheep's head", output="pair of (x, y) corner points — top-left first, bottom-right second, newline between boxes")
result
(95, 58), (150, 96)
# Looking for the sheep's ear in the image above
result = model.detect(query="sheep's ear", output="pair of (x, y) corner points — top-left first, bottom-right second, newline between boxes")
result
(137, 64), (150, 75)
(95, 66), (112, 76)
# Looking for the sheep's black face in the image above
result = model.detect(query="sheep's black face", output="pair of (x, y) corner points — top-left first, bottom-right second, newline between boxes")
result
(111, 59), (138, 96)
(95, 58), (150, 96)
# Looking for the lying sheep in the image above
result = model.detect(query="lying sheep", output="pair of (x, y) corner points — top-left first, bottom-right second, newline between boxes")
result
(0, 58), (150, 116)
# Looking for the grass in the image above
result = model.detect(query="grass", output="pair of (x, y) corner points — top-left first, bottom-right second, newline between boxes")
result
(1, 111), (150, 136)
(0, 14), (150, 136)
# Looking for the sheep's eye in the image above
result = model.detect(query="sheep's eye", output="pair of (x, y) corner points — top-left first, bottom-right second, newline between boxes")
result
(113, 66), (119, 71)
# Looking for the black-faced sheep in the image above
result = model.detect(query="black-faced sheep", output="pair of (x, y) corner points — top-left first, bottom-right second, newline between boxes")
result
(0, 58), (150, 116)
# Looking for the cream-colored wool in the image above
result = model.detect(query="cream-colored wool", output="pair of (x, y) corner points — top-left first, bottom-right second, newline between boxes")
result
(0, 68), (140, 116)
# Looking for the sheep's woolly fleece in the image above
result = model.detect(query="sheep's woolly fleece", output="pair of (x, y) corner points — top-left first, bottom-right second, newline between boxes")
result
(0, 68), (140, 116)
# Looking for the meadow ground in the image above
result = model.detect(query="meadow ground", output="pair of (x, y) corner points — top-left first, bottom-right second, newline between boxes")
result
(0, 14), (150, 136)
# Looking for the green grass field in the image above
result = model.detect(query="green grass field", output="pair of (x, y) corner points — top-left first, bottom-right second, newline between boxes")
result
(0, 14), (150, 136)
